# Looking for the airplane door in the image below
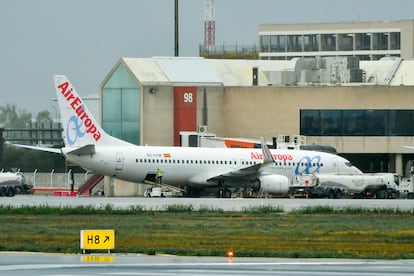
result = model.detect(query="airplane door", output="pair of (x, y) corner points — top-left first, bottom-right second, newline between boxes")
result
(115, 152), (124, 170)
(332, 160), (339, 173)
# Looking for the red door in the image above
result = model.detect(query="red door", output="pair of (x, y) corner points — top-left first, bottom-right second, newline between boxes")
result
(174, 87), (197, 146)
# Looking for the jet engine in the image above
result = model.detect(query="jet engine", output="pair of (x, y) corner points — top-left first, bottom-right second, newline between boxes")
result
(254, 175), (289, 195)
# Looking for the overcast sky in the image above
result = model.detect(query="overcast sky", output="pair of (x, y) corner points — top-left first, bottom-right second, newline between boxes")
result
(1, 0), (414, 116)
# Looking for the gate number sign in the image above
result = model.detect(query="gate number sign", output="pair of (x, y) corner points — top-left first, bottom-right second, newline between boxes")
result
(80, 229), (115, 250)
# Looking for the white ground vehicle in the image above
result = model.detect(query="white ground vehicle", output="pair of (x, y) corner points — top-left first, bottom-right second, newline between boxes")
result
(144, 187), (181, 197)
(290, 173), (400, 199)
(0, 172), (32, 197)
(399, 176), (414, 199)
(144, 187), (165, 197)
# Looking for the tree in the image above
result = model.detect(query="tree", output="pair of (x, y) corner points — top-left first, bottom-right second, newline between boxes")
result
(2, 143), (66, 172)
(0, 104), (32, 128)
(0, 105), (65, 172)
(35, 110), (52, 123)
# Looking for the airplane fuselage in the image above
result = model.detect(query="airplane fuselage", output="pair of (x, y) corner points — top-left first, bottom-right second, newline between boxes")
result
(65, 145), (362, 187)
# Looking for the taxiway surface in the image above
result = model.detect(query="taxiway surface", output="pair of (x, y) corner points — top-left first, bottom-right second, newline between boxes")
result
(1, 253), (414, 276)
(2, 195), (414, 212)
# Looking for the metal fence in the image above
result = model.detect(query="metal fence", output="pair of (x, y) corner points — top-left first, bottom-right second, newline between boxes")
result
(199, 44), (258, 53)
(22, 170), (92, 189)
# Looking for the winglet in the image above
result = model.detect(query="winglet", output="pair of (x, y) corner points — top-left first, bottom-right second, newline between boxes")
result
(260, 137), (275, 163)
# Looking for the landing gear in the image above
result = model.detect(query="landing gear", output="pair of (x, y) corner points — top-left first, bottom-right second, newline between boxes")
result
(217, 188), (231, 198)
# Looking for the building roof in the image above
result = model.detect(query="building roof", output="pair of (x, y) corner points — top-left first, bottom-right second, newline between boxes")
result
(118, 56), (414, 87)
(361, 58), (414, 85)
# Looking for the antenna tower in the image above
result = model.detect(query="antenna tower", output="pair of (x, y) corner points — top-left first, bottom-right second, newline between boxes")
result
(204, 0), (215, 49)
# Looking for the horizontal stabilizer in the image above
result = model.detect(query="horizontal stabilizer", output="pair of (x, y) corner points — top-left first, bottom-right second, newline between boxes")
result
(13, 144), (62, 154)
(66, 144), (95, 155)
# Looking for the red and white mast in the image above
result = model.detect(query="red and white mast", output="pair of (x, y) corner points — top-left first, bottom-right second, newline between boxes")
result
(204, 0), (215, 49)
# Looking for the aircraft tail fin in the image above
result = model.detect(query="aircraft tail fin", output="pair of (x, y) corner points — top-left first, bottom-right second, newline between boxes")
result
(54, 75), (130, 148)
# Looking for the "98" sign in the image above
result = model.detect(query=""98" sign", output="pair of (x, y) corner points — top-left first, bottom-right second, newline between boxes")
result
(183, 92), (193, 103)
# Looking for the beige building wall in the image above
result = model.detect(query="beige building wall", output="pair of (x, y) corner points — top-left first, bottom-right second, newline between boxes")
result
(217, 85), (414, 154)
(141, 86), (175, 146)
(400, 20), (414, 58)
(197, 86), (227, 135)
(137, 84), (414, 155)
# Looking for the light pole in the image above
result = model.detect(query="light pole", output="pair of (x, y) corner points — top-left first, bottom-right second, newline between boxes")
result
(51, 105), (58, 123)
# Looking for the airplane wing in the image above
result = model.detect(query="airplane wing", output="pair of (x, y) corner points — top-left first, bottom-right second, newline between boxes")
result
(12, 144), (62, 154)
(204, 137), (276, 184)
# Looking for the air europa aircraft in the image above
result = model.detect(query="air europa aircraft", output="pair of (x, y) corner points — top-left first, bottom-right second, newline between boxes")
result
(17, 75), (362, 197)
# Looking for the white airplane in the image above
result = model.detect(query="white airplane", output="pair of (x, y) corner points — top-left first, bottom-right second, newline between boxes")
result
(16, 75), (362, 197)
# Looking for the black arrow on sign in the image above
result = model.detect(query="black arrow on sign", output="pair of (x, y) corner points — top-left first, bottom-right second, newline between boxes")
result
(104, 236), (110, 243)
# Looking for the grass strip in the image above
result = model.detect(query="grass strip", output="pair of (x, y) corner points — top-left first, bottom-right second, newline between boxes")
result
(1, 204), (414, 259)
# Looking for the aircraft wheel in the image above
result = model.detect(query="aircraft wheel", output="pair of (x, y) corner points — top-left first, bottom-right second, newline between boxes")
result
(0, 187), (6, 197)
(224, 189), (231, 198)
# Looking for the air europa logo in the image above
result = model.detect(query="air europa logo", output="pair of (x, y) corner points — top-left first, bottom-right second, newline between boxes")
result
(57, 81), (101, 142)
(250, 152), (293, 162)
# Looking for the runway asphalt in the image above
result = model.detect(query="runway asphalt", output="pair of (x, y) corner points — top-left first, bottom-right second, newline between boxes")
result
(1, 252), (414, 276)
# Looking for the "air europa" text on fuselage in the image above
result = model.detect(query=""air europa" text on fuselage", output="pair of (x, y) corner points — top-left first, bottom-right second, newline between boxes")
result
(250, 152), (293, 162)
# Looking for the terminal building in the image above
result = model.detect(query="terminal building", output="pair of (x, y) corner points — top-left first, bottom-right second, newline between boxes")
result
(97, 20), (414, 196)
(258, 20), (414, 60)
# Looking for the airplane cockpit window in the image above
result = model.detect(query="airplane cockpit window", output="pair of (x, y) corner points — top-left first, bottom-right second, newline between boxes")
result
(344, 161), (353, 167)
